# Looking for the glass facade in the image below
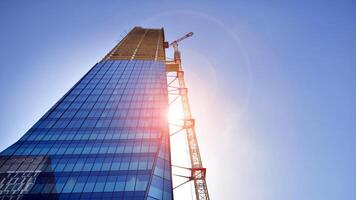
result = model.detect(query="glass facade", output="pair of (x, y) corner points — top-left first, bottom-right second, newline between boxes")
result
(0, 59), (173, 199)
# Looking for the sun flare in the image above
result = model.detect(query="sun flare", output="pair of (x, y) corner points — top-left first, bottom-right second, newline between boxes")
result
(168, 103), (184, 124)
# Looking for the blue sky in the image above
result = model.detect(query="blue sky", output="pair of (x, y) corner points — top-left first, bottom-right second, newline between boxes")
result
(0, 1), (355, 199)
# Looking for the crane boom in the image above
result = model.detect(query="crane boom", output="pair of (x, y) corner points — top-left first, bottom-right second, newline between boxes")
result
(169, 32), (193, 46)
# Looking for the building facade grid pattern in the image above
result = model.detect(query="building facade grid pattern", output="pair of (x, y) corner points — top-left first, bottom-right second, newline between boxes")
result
(0, 59), (173, 200)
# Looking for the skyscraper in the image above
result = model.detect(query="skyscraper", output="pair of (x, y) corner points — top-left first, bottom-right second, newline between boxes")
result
(0, 27), (173, 200)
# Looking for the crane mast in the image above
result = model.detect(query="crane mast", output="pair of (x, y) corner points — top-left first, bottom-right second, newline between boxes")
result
(166, 32), (210, 200)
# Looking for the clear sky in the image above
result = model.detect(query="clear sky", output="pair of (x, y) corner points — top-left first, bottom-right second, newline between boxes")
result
(0, 1), (355, 199)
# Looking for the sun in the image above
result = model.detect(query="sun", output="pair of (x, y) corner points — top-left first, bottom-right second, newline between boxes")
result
(168, 101), (184, 124)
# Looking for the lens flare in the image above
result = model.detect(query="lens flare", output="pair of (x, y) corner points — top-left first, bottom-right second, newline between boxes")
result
(168, 101), (184, 123)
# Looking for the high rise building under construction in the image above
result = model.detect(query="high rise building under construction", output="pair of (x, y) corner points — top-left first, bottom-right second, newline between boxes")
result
(0, 27), (209, 200)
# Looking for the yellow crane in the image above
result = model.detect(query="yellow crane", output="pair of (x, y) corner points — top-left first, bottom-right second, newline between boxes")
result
(167, 32), (210, 200)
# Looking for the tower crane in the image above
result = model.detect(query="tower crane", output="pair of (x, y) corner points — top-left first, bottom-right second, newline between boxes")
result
(167, 32), (210, 200)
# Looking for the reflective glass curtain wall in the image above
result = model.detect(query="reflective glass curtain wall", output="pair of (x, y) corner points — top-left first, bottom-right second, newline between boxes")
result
(0, 27), (173, 200)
